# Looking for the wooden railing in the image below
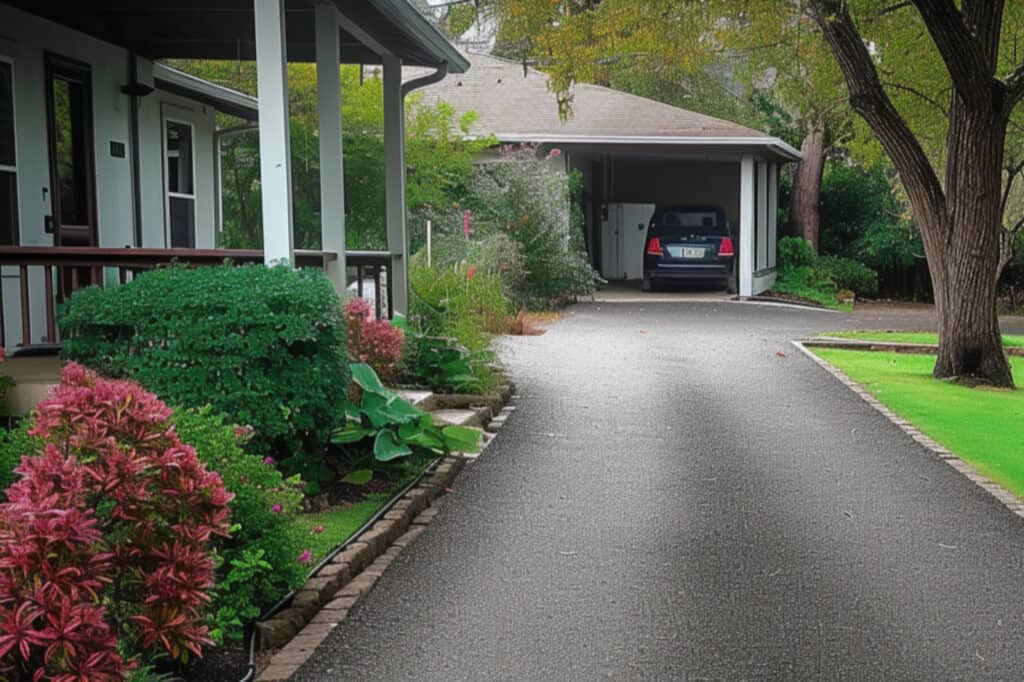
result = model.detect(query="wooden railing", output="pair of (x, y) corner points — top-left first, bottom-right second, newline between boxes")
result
(0, 246), (393, 349)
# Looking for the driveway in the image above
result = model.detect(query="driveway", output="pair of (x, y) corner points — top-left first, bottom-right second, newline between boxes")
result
(294, 301), (1024, 680)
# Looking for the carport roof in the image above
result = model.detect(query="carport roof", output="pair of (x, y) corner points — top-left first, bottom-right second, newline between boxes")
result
(409, 53), (799, 160)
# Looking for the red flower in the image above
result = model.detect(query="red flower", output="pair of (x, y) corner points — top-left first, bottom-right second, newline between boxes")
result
(466, 266), (478, 281)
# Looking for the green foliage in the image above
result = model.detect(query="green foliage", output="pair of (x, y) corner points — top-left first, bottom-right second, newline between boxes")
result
(818, 256), (879, 298)
(333, 363), (482, 462)
(410, 258), (510, 353)
(777, 236), (816, 270)
(0, 420), (32, 494)
(407, 335), (485, 394)
(59, 264), (351, 464)
(772, 265), (843, 310)
(172, 407), (305, 644)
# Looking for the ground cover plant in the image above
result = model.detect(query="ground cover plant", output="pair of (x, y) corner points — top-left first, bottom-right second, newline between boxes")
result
(821, 331), (1024, 348)
(772, 236), (878, 309)
(59, 264), (350, 469)
(812, 349), (1024, 499)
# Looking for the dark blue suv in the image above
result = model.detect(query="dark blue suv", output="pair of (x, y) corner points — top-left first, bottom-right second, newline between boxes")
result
(642, 205), (735, 292)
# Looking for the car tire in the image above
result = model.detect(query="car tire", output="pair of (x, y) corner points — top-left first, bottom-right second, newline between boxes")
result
(641, 277), (653, 292)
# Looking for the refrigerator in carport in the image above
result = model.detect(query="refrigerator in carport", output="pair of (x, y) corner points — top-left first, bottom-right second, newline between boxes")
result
(599, 203), (655, 281)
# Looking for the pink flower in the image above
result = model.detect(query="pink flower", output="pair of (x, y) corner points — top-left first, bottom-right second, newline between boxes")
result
(298, 549), (313, 565)
(271, 503), (283, 513)
(547, 148), (562, 159)
(263, 456), (275, 465)
(311, 525), (326, 535)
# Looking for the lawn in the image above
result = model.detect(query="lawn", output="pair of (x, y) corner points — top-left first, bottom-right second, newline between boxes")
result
(813, 349), (1024, 499)
(289, 493), (392, 564)
(821, 330), (1024, 347)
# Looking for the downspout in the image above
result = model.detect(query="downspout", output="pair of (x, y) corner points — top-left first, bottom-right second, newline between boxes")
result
(213, 125), (259, 242)
(401, 60), (448, 99)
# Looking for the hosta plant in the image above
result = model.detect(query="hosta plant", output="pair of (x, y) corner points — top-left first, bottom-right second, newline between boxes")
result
(333, 363), (482, 475)
(407, 335), (486, 394)
(0, 363), (233, 679)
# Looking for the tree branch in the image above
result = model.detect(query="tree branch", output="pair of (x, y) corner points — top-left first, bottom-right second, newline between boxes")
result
(1005, 64), (1024, 115)
(811, 2), (946, 229)
(911, 0), (998, 107)
(880, 79), (949, 117)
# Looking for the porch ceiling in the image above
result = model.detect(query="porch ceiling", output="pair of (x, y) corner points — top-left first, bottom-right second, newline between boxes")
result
(4, 0), (468, 71)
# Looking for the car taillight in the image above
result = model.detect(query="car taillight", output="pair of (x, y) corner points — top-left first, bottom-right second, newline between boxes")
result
(646, 237), (663, 256)
(718, 237), (734, 257)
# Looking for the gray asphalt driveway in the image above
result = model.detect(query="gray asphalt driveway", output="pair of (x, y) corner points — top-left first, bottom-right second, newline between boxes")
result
(294, 301), (1024, 681)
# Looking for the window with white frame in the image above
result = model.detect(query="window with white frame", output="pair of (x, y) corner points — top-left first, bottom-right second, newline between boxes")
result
(165, 119), (195, 248)
(0, 59), (18, 245)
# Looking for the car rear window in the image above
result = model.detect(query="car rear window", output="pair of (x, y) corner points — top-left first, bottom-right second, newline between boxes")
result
(652, 209), (727, 236)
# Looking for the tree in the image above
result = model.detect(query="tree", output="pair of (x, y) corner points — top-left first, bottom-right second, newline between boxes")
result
(808, 0), (1024, 386)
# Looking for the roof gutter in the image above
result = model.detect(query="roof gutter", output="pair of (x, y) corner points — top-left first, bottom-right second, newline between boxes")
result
(492, 134), (802, 161)
(370, 0), (470, 74)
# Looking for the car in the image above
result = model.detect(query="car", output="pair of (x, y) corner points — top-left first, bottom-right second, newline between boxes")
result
(641, 205), (735, 292)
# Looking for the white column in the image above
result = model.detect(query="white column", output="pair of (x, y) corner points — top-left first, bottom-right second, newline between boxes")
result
(383, 54), (408, 316)
(254, 0), (294, 264)
(768, 161), (778, 269)
(756, 161), (769, 271)
(315, 3), (346, 293)
(739, 155), (755, 298)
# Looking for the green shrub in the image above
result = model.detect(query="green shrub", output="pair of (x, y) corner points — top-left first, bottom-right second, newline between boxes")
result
(819, 256), (879, 297)
(406, 335), (486, 394)
(410, 258), (509, 353)
(172, 407), (305, 643)
(59, 264), (350, 462)
(0, 420), (33, 494)
(777, 236), (816, 270)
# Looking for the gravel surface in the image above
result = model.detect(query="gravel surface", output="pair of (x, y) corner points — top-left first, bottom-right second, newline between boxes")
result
(294, 301), (1024, 681)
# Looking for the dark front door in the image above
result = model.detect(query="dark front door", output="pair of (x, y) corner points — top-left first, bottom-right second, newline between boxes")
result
(45, 54), (97, 295)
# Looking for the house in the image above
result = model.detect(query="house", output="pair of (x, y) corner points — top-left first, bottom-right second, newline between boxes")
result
(0, 0), (468, 353)
(410, 52), (800, 297)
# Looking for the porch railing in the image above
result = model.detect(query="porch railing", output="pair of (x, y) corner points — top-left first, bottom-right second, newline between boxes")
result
(0, 246), (394, 349)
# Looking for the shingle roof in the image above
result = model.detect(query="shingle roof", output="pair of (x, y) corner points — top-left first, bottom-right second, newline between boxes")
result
(408, 52), (782, 144)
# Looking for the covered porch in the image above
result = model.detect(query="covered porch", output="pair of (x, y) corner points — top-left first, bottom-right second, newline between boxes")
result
(0, 0), (468, 350)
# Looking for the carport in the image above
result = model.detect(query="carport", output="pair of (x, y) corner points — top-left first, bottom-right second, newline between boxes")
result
(413, 52), (800, 297)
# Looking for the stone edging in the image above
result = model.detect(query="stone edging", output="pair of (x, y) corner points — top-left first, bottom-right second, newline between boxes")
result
(253, 398), (517, 681)
(805, 337), (1024, 357)
(792, 341), (1024, 517)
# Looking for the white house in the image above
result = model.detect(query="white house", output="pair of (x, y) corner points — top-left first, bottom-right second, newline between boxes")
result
(0, 0), (468, 350)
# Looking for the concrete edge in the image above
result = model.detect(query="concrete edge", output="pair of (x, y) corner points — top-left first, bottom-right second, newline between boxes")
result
(791, 341), (1024, 517)
(805, 337), (1024, 357)
(253, 387), (517, 681)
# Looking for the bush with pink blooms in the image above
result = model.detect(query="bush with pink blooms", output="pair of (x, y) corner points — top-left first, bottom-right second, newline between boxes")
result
(0, 363), (233, 679)
(345, 298), (404, 384)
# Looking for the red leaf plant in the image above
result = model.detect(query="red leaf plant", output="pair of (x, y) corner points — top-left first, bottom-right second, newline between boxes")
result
(0, 363), (233, 680)
(345, 298), (404, 384)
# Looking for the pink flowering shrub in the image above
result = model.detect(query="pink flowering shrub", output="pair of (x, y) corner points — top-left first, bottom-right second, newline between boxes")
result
(0, 363), (233, 679)
(345, 298), (404, 384)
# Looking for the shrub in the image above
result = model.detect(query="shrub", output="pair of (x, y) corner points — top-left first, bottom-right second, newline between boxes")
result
(59, 264), (351, 463)
(0, 364), (232, 677)
(406, 335), (485, 394)
(172, 407), (305, 644)
(345, 298), (404, 385)
(410, 259), (510, 353)
(0, 421), (32, 494)
(819, 256), (879, 298)
(777, 236), (816, 270)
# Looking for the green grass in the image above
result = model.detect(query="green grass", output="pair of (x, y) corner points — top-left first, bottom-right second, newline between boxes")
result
(813, 349), (1024, 499)
(288, 493), (392, 563)
(771, 266), (852, 311)
(821, 330), (1024, 347)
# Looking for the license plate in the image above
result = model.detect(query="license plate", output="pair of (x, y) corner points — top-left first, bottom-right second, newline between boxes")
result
(683, 247), (705, 258)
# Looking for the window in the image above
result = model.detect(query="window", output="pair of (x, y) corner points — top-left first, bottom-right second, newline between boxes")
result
(0, 59), (17, 245)
(165, 120), (195, 248)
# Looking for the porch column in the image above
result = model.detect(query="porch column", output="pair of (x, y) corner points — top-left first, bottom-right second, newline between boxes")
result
(768, 161), (778, 269)
(382, 54), (408, 316)
(254, 0), (294, 264)
(315, 2), (346, 293)
(739, 155), (755, 297)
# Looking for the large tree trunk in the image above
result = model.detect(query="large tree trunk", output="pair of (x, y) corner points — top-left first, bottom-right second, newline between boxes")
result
(792, 121), (826, 252)
(813, 0), (1016, 387)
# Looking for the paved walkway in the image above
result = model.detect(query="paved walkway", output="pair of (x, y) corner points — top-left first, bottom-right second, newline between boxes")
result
(295, 301), (1024, 680)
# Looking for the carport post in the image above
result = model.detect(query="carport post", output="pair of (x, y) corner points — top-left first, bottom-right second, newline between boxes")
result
(253, 0), (295, 265)
(739, 155), (755, 297)
(315, 2), (346, 294)
(383, 54), (408, 316)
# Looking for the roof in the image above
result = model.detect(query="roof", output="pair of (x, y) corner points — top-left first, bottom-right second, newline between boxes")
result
(409, 53), (799, 159)
(153, 64), (259, 121)
(2, 0), (468, 73)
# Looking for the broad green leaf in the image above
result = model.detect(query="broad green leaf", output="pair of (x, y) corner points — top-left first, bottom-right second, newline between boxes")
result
(443, 425), (483, 453)
(351, 362), (388, 395)
(373, 429), (413, 461)
(331, 425), (375, 444)
(341, 469), (374, 485)
(398, 422), (425, 440)
(383, 396), (424, 423)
